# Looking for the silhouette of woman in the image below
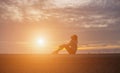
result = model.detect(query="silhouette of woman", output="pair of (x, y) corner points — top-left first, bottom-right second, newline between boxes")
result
(52, 35), (78, 54)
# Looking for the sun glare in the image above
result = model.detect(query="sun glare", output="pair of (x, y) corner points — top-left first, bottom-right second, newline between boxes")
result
(36, 38), (46, 47)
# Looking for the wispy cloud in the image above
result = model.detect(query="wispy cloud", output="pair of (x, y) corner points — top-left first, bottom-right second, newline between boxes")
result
(45, 0), (91, 8)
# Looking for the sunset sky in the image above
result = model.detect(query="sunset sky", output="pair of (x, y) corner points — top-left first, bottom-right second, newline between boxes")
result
(0, 0), (120, 54)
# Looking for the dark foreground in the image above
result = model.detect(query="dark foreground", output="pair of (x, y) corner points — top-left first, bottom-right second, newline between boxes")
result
(0, 54), (120, 73)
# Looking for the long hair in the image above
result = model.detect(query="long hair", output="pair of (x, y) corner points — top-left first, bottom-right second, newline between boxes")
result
(71, 35), (78, 41)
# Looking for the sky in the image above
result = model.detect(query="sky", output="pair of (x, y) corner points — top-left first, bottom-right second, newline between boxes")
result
(0, 0), (120, 54)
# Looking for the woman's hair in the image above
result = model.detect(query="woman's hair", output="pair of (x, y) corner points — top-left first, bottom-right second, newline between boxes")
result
(71, 35), (78, 40)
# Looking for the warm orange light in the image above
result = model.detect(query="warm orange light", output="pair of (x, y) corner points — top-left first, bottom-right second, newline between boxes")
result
(36, 38), (46, 47)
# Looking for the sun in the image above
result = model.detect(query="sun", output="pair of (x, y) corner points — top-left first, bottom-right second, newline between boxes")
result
(36, 38), (46, 47)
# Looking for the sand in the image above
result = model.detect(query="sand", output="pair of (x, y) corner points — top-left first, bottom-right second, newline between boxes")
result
(0, 54), (120, 73)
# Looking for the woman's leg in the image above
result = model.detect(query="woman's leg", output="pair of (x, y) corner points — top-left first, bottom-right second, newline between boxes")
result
(52, 44), (66, 54)
(64, 46), (76, 54)
(52, 44), (76, 54)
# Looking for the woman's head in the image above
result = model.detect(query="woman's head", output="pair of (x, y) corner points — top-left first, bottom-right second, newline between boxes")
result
(71, 34), (78, 40)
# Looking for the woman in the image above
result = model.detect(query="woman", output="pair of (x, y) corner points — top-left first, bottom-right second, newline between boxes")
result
(52, 35), (78, 54)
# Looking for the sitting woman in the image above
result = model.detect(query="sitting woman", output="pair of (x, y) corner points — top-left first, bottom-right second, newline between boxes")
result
(52, 35), (78, 54)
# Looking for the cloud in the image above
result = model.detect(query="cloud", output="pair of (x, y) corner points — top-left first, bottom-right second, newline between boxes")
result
(45, 0), (91, 8)
(0, 0), (120, 24)
(0, 0), (47, 22)
(0, 0), (120, 39)
(0, 0), (120, 31)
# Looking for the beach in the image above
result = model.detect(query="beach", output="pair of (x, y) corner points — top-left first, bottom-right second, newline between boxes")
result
(0, 54), (120, 73)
